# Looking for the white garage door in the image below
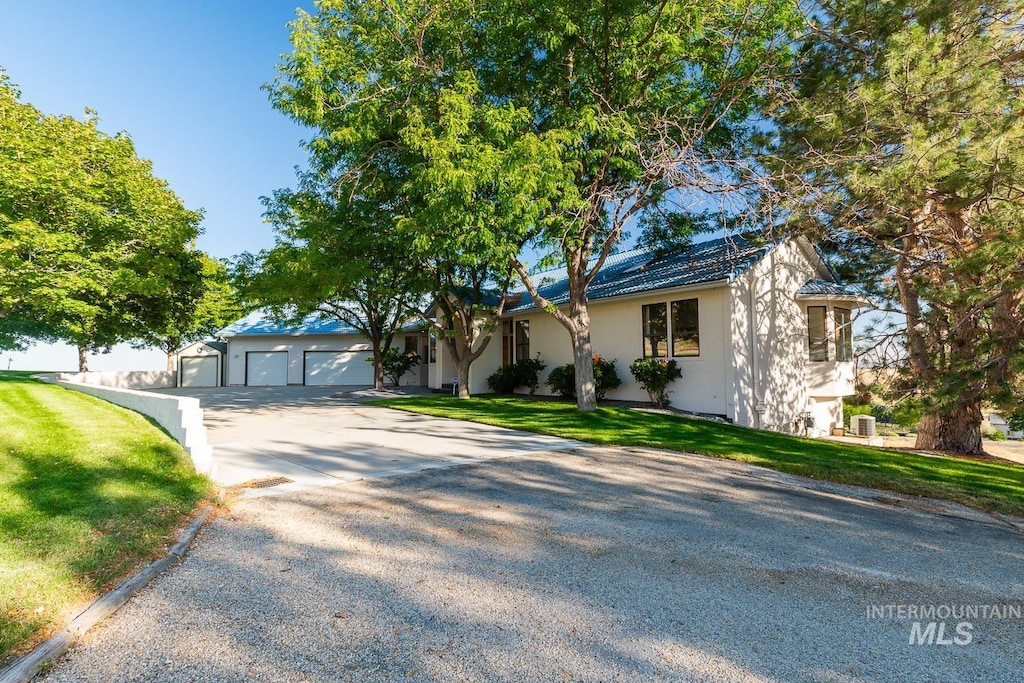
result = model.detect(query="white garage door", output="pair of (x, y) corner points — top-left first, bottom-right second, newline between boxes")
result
(246, 352), (288, 386)
(304, 350), (373, 386)
(180, 356), (218, 388)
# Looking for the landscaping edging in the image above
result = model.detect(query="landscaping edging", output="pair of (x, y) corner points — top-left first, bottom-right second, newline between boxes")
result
(0, 507), (213, 683)
(37, 376), (214, 477)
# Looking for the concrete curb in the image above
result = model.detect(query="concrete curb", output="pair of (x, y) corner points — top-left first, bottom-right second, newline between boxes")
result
(0, 507), (213, 683)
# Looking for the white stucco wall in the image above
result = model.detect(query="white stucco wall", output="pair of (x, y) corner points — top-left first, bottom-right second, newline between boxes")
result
(729, 238), (857, 432)
(224, 334), (368, 385)
(500, 286), (731, 414)
(52, 370), (177, 390)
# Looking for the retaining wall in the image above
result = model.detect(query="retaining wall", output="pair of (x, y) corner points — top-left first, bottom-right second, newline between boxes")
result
(37, 375), (214, 477)
(51, 370), (176, 390)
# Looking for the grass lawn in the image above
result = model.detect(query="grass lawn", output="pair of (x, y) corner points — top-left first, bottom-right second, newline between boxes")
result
(373, 395), (1024, 517)
(0, 371), (212, 662)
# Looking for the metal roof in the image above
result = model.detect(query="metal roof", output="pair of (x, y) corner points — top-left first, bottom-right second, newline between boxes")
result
(505, 233), (776, 313)
(796, 278), (868, 299)
(218, 308), (424, 337)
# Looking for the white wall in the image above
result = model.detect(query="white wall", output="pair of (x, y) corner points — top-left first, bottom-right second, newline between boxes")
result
(501, 286), (731, 414)
(52, 370), (177, 390)
(224, 335), (368, 385)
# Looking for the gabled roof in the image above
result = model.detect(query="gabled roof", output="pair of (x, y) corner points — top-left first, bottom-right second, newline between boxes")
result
(218, 308), (424, 337)
(505, 232), (775, 313)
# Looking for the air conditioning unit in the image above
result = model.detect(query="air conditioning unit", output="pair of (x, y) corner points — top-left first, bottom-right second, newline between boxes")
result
(850, 414), (877, 438)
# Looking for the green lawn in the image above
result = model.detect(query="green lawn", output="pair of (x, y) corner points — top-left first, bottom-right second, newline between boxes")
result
(0, 371), (212, 662)
(373, 395), (1024, 517)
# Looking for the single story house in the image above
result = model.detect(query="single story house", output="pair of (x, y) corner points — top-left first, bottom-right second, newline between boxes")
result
(215, 232), (870, 435)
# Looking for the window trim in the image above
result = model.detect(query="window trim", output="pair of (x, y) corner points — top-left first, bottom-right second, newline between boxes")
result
(514, 320), (530, 362)
(670, 298), (700, 358)
(642, 302), (668, 358)
(834, 307), (853, 362)
(807, 305), (829, 362)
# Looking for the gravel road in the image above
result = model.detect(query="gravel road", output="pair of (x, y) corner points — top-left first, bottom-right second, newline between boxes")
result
(40, 446), (1024, 682)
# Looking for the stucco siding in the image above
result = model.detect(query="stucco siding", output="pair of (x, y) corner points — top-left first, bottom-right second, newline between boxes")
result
(224, 335), (369, 385)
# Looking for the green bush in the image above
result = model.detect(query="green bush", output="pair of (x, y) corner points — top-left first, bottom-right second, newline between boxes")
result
(629, 357), (682, 408)
(985, 429), (1008, 441)
(546, 364), (575, 399)
(843, 402), (873, 428)
(892, 398), (923, 429)
(545, 356), (622, 400)
(379, 348), (420, 385)
(486, 357), (546, 394)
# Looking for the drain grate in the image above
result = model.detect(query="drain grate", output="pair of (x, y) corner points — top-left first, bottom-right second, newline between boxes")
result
(237, 476), (294, 490)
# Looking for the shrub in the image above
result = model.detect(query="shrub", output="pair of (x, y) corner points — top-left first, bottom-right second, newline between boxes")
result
(985, 429), (1008, 441)
(892, 398), (923, 429)
(843, 403), (873, 428)
(368, 348), (421, 385)
(629, 357), (682, 408)
(545, 356), (623, 400)
(487, 357), (546, 394)
(546, 364), (575, 399)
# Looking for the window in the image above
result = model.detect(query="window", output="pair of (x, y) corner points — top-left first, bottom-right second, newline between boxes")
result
(515, 320), (530, 361)
(404, 335), (419, 358)
(428, 335), (436, 363)
(834, 307), (853, 362)
(642, 303), (668, 357)
(671, 298), (700, 357)
(502, 320), (514, 367)
(807, 306), (828, 361)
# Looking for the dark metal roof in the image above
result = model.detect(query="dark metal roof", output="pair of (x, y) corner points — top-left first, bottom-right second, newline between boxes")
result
(506, 233), (775, 313)
(796, 278), (868, 298)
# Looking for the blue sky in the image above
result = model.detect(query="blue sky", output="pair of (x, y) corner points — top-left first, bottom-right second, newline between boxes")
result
(2, 1), (315, 370)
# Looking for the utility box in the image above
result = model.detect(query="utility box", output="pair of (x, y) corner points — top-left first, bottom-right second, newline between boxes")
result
(850, 414), (877, 438)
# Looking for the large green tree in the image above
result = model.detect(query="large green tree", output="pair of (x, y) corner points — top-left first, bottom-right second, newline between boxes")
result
(0, 74), (204, 370)
(235, 177), (426, 390)
(770, 0), (1024, 453)
(133, 254), (245, 371)
(271, 0), (799, 410)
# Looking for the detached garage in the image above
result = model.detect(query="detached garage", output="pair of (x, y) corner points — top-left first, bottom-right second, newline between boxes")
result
(218, 310), (425, 388)
(177, 341), (225, 388)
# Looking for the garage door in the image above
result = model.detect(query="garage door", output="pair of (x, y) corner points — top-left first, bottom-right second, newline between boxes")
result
(246, 351), (288, 386)
(180, 356), (218, 388)
(304, 350), (373, 386)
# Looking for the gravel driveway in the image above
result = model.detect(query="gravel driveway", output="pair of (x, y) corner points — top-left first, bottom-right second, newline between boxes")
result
(41, 445), (1023, 682)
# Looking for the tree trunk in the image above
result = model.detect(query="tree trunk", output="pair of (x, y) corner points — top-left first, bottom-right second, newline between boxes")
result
(371, 347), (385, 390)
(454, 357), (471, 398)
(916, 399), (984, 454)
(569, 303), (597, 411)
(77, 345), (89, 372)
(166, 350), (176, 372)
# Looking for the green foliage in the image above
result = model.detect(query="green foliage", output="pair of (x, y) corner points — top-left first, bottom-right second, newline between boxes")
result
(375, 395), (1024, 517)
(486, 357), (546, 395)
(892, 399), (924, 429)
(546, 357), (622, 401)
(771, 0), (1024, 451)
(984, 429), (1008, 442)
(545, 364), (576, 399)
(375, 348), (420, 386)
(0, 75), (204, 363)
(270, 0), (799, 410)
(629, 358), (682, 408)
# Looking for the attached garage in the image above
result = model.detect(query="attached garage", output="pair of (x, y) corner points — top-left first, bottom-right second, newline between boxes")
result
(304, 350), (373, 386)
(180, 356), (219, 388)
(246, 351), (288, 386)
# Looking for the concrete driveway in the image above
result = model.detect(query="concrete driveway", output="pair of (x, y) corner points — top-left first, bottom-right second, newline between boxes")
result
(160, 386), (580, 495)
